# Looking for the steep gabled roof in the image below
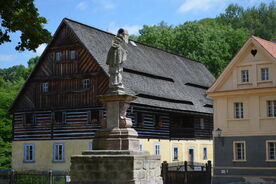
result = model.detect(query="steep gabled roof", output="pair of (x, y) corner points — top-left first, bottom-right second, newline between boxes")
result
(63, 18), (215, 114)
(10, 18), (215, 114)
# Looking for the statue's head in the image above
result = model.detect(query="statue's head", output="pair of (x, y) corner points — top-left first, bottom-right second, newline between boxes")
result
(117, 28), (129, 43)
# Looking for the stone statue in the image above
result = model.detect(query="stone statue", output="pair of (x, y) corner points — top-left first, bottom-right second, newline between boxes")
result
(106, 28), (128, 94)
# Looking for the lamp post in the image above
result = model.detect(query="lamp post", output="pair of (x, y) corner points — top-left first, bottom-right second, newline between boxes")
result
(215, 128), (224, 146)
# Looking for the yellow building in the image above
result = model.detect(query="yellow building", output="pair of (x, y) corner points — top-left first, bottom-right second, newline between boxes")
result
(207, 36), (276, 184)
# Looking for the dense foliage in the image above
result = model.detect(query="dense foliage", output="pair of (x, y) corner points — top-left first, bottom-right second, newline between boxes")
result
(0, 57), (38, 169)
(0, 0), (51, 51)
(131, 1), (275, 77)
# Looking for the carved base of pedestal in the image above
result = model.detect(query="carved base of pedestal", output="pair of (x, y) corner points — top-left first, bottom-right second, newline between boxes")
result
(93, 128), (139, 151)
(70, 150), (163, 184)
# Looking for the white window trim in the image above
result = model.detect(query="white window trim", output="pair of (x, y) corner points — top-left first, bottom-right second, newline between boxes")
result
(241, 70), (249, 83)
(42, 82), (49, 93)
(261, 68), (269, 81)
(83, 79), (90, 89)
(24, 143), (35, 163)
(234, 102), (244, 119)
(55, 52), (62, 61)
(233, 141), (246, 162)
(154, 142), (160, 155)
(266, 140), (276, 162)
(172, 146), (179, 161)
(53, 142), (65, 162)
(188, 146), (195, 163)
(267, 100), (276, 117)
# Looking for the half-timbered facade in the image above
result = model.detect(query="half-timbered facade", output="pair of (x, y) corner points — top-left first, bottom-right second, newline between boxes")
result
(10, 18), (215, 171)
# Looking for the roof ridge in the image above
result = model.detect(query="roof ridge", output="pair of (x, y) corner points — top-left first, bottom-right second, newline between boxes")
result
(63, 17), (205, 65)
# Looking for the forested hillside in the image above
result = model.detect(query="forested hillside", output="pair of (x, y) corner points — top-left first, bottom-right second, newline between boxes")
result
(131, 2), (276, 77)
(0, 57), (38, 169)
(0, 1), (275, 169)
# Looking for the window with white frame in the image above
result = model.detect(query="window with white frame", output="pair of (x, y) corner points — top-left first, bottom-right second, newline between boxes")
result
(241, 70), (249, 83)
(55, 52), (62, 61)
(69, 50), (77, 60)
(267, 141), (276, 160)
(139, 142), (144, 151)
(261, 68), (269, 81)
(42, 82), (49, 93)
(53, 143), (64, 162)
(24, 143), (35, 162)
(173, 146), (179, 161)
(267, 100), (276, 117)
(233, 141), (246, 161)
(88, 141), (93, 150)
(203, 147), (208, 160)
(82, 79), (90, 89)
(234, 102), (244, 119)
(154, 143), (160, 155)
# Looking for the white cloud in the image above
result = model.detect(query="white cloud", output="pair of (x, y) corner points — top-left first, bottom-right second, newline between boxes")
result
(76, 1), (88, 10)
(36, 44), (47, 55)
(0, 55), (15, 62)
(178, 0), (222, 13)
(108, 22), (142, 35)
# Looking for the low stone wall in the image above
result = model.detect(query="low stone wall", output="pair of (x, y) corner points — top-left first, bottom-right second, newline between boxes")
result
(70, 150), (163, 184)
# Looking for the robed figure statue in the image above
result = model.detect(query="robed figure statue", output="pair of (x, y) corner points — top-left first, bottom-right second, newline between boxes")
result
(106, 28), (128, 94)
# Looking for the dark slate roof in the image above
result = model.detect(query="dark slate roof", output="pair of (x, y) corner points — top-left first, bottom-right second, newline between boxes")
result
(64, 18), (215, 114)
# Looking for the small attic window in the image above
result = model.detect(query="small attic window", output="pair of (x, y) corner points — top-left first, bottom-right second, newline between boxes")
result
(251, 49), (257, 57)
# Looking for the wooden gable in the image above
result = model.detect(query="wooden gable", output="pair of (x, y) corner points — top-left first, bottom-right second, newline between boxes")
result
(207, 37), (276, 94)
(10, 22), (109, 112)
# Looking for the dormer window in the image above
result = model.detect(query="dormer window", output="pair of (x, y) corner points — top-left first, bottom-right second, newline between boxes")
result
(55, 52), (62, 61)
(82, 79), (90, 89)
(241, 70), (249, 83)
(261, 68), (269, 81)
(42, 82), (49, 93)
(69, 50), (77, 60)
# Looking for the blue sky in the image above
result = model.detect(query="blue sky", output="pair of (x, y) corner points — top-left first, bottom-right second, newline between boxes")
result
(0, 0), (271, 68)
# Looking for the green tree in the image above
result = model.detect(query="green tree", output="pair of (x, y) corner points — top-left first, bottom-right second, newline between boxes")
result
(0, 0), (52, 51)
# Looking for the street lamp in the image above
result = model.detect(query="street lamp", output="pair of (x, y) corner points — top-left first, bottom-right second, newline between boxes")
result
(215, 128), (222, 137)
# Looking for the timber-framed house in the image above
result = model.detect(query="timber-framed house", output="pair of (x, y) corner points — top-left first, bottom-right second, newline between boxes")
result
(9, 18), (215, 171)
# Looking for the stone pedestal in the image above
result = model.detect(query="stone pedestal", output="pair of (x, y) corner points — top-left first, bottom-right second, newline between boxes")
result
(93, 94), (140, 151)
(70, 150), (163, 184)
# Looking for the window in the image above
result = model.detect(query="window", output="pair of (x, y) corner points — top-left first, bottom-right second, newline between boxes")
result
(25, 113), (36, 125)
(69, 50), (77, 60)
(234, 102), (244, 119)
(261, 68), (269, 81)
(55, 112), (66, 124)
(154, 143), (160, 155)
(88, 141), (93, 150)
(55, 52), (62, 61)
(233, 141), (246, 161)
(203, 147), (208, 160)
(41, 82), (48, 93)
(173, 146), (179, 161)
(267, 141), (276, 160)
(200, 118), (204, 129)
(53, 143), (64, 162)
(82, 79), (90, 89)
(24, 143), (35, 162)
(241, 70), (249, 83)
(267, 100), (276, 117)
(135, 112), (144, 128)
(139, 142), (144, 151)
